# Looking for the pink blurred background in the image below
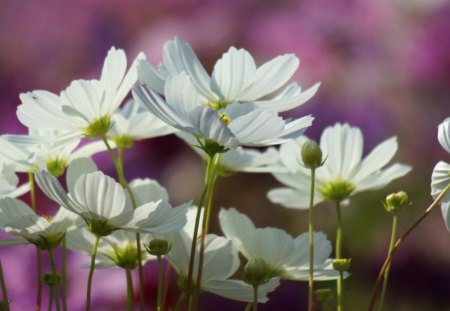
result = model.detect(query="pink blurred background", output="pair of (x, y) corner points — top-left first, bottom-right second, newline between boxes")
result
(1, 0), (450, 310)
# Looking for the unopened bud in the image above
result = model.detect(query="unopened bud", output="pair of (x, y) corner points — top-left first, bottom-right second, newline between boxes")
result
(242, 258), (272, 287)
(301, 140), (323, 169)
(145, 239), (172, 256)
(43, 272), (61, 286)
(385, 191), (409, 213)
(315, 288), (333, 302)
(332, 258), (351, 271)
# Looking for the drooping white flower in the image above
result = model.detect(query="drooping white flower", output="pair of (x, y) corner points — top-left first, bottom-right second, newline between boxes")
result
(166, 207), (279, 302)
(431, 117), (450, 230)
(108, 99), (177, 147)
(268, 123), (412, 209)
(35, 158), (187, 237)
(219, 208), (338, 281)
(0, 197), (81, 249)
(67, 228), (155, 269)
(138, 37), (319, 113)
(176, 132), (282, 174)
(133, 72), (313, 150)
(17, 47), (145, 139)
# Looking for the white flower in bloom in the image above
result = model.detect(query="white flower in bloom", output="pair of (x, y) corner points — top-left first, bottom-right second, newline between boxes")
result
(67, 228), (155, 269)
(167, 208), (279, 302)
(268, 123), (412, 209)
(134, 72), (313, 150)
(177, 132), (282, 174)
(219, 208), (339, 281)
(0, 197), (81, 249)
(138, 37), (319, 113)
(109, 99), (177, 145)
(431, 118), (450, 230)
(17, 47), (145, 139)
(35, 158), (187, 237)
(0, 162), (29, 198)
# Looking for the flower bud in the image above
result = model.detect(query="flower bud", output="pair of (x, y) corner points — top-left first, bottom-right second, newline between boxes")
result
(301, 140), (323, 169)
(145, 239), (172, 256)
(43, 272), (61, 286)
(384, 191), (409, 213)
(242, 258), (272, 287)
(332, 258), (351, 271)
(315, 288), (333, 302)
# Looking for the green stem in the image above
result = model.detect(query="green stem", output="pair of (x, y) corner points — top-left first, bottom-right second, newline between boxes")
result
(29, 172), (43, 311)
(62, 238), (68, 311)
(162, 263), (171, 311)
(125, 268), (134, 311)
(102, 137), (145, 311)
(252, 285), (258, 311)
(157, 256), (164, 311)
(368, 184), (450, 311)
(173, 292), (186, 311)
(308, 168), (316, 311)
(48, 286), (54, 311)
(48, 248), (61, 311)
(186, 154), (217, 310)
(0, 260), (9, 311)
(335, 201), (343, 311)
(193, 154), (221, 308)
(244, 302), (252, 311)
(376, 213), (398, 311)
(86, 235), (101, 311)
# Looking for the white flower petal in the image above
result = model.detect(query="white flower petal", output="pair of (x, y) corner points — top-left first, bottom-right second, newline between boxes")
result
(100, 47), (127, 108)
(438, 117), (450, 153)
(0, 197), (35, 227)
(129, 178), (169, 205)
(431, 161), (450, 200)
(137, 60), (166, 94)
(0, 237), (29, 247)
(267, 187), (316, 209)
(356, 163), (412, 192)
(66, 158), (98, 195)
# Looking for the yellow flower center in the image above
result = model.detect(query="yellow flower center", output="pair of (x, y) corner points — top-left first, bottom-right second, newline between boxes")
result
(319, 179), (355, 204)
(82, 115), (111, 138)
(218, 113), (231, 125)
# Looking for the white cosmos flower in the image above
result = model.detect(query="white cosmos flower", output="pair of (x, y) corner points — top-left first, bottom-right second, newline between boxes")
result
(177, 132), (281, 174)
(35, 158), (187, 237)
(268, 123), (412, 209)
(0, 197), (81, 249)
(17, 47), (145, 139)
(67, 228), (155, 269)
(0, 161), (29, 198)
(133, 72), (313, 150)
(219, 208), (339, 281)
(138, 37), (319, 113)
(167, 208), (279, 303)
(431, 117), (450, 230)
(109, 99), (177, 145)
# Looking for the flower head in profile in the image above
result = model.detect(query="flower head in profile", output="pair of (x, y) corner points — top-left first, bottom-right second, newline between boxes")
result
(268, 123), (412, 209)
(219, 208), (339, 281)
(167, 207), (279, 303)
(133, 72), (313, 151)
(431, 117), (450, 230)
(17, 47), (145, 139)
(35, 158), (187, 237)
(0, 197), (81, 249)
(139, 37), (320, 113)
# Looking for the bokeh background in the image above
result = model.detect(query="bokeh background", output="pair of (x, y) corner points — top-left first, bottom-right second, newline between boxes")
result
(1, 0), (450, 310)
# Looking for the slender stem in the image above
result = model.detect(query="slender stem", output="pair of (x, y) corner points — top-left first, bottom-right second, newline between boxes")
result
(162, 262), (171, 311)
(48, 286), (54, 311)
(173, 292), (186, 311)
(193, 154), (221, 308)
(186, 154), (216, 310)
(29, 172), (43, 311)
(376, 213), (398, 311)
(157, 256), (164, 311)
(102, 136), (145, 311)
(368, 184), (450, 311)
(125, 268), (134, 311)
(86, 235), (101, 311)
(0, 260), (9, 311)
(335, 201), (343, 311)
(252, 285), (258, 311)
(62, 238), (68, 311)
(308, 168), (316, 311)
(48, 248), (61, 311)
(244, 302), (252, 311)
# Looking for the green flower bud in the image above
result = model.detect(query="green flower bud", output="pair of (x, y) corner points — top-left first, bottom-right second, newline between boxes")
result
(111, 135), (134, 149)
(88, 219), (115, 237)
(242, 258), (272, 287)
(301, 140), (323, 169)
(315, 288), (333, 302)
(332, 258), (351, 271)
(46, 156), (68, 177)
(43, 272), (61, 286)
(145, 239), (172, 256)
(384, 191), (409, 213)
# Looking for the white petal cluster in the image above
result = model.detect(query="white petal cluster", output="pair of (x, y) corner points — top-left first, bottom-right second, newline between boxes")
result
(35, 158), (187, 236)
(268, 123), (412, 209)
(134, 72), (313, 150)
(138, 37), (319, 113)
(432, 117), (450, 230)
(219, 208), (338, 281)
(167, 208), (279, 302)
